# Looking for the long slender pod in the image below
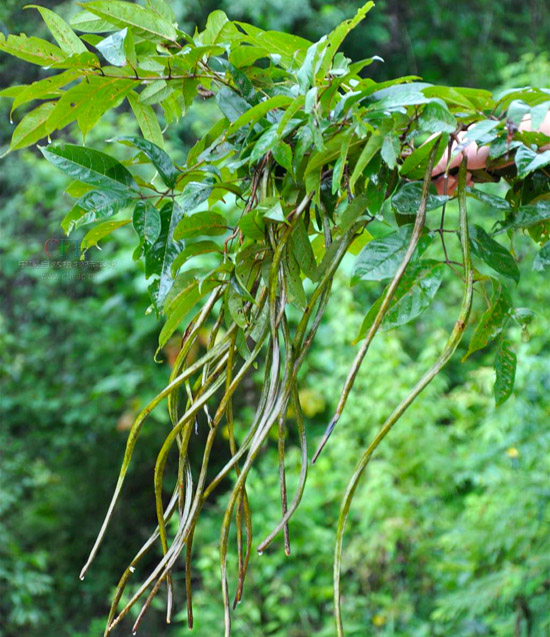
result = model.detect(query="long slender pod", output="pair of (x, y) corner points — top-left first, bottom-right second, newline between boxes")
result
(313, 141), (442, 463)
(333, 159), (473, 636)
(80, 327), (235, 580)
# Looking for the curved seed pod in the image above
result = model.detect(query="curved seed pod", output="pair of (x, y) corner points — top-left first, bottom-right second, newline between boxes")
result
(108, 320), (272, 632)
(257, 380), (307, 554)
(333, 159), (474, 636)
(313, 141), (442, 463)
(80, 329), (236, 581)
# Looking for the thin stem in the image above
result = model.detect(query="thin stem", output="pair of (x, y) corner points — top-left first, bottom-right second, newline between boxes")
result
(333, 158), (473, 636)
(313, 141), (441, 463)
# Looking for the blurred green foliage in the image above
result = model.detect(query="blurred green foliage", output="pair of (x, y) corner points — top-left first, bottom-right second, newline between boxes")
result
(1, 1), (549, 636)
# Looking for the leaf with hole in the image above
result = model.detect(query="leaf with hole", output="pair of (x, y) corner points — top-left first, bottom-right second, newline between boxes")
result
(494, 338), (516, 406)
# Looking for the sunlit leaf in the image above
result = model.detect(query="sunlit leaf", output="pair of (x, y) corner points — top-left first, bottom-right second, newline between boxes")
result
(84, 1), (177, 42)
(27, 5), (88, 55)
(81, 218), (131, 252)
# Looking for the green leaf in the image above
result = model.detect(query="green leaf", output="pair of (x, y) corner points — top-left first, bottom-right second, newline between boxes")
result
(229, 45), (267, 68)
(464, 283), (511, 359)
(226, 95), (292, 136)
(249, 125), (279, 164)
(144, 201), (184, 307)
(84, 1), (177, 42)
(39, 143), (137, 192)
(46, 76), (139, 136)
(62, 189), (132, 233)
(216, 86), (252, 123)
(71, 10), (116, 33)
(356, 260), (445, 338)
(465, 187), (511, 211)
(96, 28), (128, 66)
(114, 136), (178, 187)
(27, 5), (87, 55)
(173, 211), (227, 240)
(381, 132), (400, 169)
(512, 199), (550, 229)
(10, 69), (81, 114)
(147, 0), (176, 23)
(127, 91), (164, 148)
(158, 277), (218, 348)
(0, 33), (67, 66)
(401, 134), (447, 179)
(81, 218), (131, 252)
(469, 225), (519, 283)
(332, 130), (352, 194)
(171, 240), (222, 275)
(340, 194), (369, 230)
(464, 119), (501, 144)
(239, 213), (265, 240)
(418, 102), (457, 134)
(367, 82), (431, 111)
(494, 339), (516, 406)
(133, 200), (161, 248)
(138, 80), (174, 106)
(515, 145), (550, 178)
(258, 198), (287, 224)
(284, 250), (307, 310)
(352, 225), (432, 284)
(319, 2), (374, 78)
(238, 25), (311, 68)
(272, 141), (293, 174)
(533, 242), (550, 271)
(8, 102), (55, 152)
(391, 182), (449, 215)
(349, 132), (383, 191)
(198, 10), (240, 46)
(226, 286), (248, 328)
(290, 218), (316, 279)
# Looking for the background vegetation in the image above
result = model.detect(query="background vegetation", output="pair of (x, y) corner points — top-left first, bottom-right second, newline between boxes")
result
(1, 2), (549, 636)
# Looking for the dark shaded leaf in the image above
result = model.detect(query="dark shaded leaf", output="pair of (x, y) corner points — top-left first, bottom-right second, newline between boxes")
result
(533, 242), (550, 271)
(133, 200), (162, 248)
(391, 181), (448, 215)
(39, 143), (137, 192)
(114, 135), (179, 187)
(515, 145), (550, 178)
(469, 225), (519, 283)
(62, 189), (132, 233)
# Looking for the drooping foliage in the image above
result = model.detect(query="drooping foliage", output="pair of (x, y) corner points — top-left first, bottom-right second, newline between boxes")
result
(1, 2), (549, 635)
